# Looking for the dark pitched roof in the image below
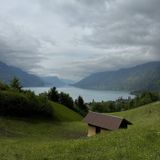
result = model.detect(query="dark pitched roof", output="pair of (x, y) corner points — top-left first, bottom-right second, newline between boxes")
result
(84, 111), (132, 130)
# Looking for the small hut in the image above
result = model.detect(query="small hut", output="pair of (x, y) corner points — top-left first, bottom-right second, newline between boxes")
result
(84, 111), (132, 137)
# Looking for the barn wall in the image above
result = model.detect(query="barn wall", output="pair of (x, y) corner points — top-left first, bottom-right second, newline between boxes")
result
(87, 125), (96, 137)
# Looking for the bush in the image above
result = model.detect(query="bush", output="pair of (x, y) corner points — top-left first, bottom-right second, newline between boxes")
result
(92, 101), (115, 113)
(0, 81), (10, 91)
(0, 91), (54, 118)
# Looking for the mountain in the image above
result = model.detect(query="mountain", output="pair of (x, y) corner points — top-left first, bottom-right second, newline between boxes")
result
(0, 61), (43, 87)
(41, 76), (66, 87)
(60, 78), (75, 85)
(74, 61), (160, 91)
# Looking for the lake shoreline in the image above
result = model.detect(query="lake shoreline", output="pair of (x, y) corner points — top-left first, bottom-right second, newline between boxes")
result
(23, 86), (134, 103)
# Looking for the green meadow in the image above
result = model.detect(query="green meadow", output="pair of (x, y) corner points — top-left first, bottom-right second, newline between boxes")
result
(0, 101), (160, 160)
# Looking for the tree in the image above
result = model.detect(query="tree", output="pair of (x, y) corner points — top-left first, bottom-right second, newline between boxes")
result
(47, 87), (59, 102)
(75, 96), (88, 116)
(10, 77), (22, 91)
(59, 92), (74, 110)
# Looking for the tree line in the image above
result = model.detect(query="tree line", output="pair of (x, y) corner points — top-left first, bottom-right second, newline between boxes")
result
(90, 91), (160, 113)
(40, 87), (88, 116)
(0, 78), (88, 118)
(0, 77), (159, 118)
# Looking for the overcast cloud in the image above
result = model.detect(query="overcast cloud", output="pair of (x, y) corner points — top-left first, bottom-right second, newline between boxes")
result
(0, 0), (160, 80)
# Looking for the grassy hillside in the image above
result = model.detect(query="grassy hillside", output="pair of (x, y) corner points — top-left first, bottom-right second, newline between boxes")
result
(50, 101), (82, 121)
(0, 102), (160, 160)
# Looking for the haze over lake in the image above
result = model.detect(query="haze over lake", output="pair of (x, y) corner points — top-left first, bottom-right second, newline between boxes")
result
(24, 86), (134, 103)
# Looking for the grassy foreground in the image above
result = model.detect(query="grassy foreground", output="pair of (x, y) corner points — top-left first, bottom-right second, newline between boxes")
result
(0, 102), (160, 160)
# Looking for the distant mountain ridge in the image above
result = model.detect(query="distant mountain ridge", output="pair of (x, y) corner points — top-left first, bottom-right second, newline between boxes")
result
(74, 61), (160, 91)
(0, 61), (43, 87)
(0, 61), (70, 87)
(41, 77), (75, 87)
(60, 78), (75, 85)
(41, 76), (66, 87)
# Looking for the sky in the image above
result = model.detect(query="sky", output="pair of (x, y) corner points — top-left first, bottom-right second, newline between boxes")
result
(0, 0), (160, 80)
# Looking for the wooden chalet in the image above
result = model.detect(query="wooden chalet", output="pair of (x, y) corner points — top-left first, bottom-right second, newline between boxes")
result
(84, 111), (132, 137)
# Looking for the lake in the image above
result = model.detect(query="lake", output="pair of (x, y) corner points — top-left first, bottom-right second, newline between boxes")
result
(23, 86), (134, 103)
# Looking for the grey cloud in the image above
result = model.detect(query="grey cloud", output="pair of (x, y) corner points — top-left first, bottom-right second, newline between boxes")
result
(0, 19), (44, 71)
(0, 0), (160, 80)
(77, 0), (160, 57)
(46, 0), (160, 56)
(34, 46), (155, 80)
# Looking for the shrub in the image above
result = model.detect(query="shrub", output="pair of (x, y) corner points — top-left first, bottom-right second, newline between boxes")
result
(0, 91), (54, 118)
(0, 81), (10, 91)
(92, 101), (115, 113)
